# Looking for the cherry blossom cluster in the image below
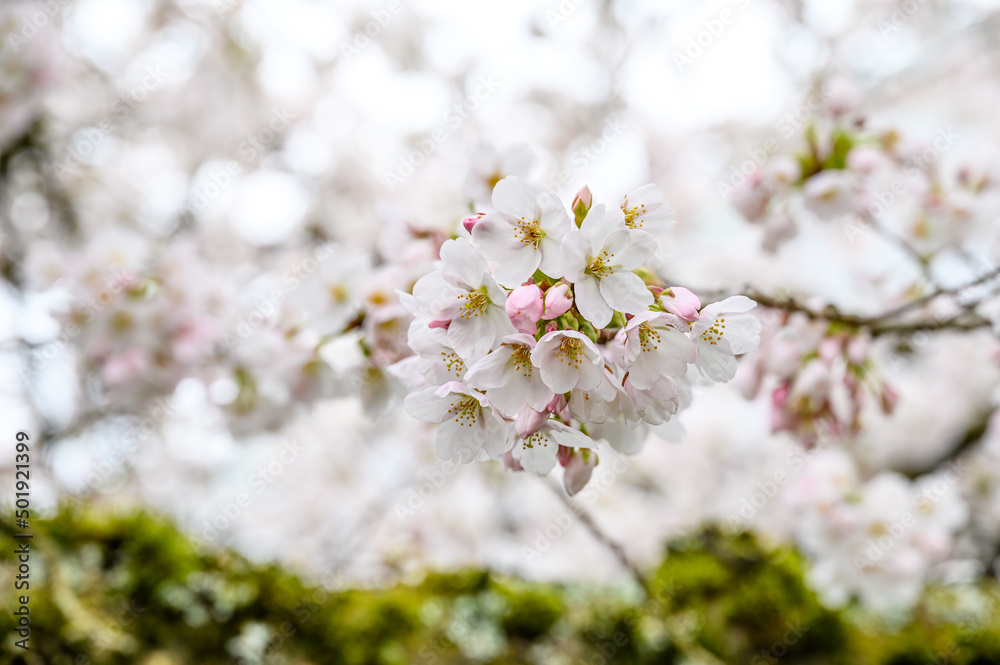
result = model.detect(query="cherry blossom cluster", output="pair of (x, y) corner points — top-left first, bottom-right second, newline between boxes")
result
(785, 448), (968, 612)
(401, 177), (762, 492)
(737, 313), (897, 446)
(727, 104), (1000, 257)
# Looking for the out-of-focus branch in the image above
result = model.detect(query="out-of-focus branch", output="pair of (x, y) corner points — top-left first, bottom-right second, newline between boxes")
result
(899, 408), (995, 480)
(733, 266), (1000, 337)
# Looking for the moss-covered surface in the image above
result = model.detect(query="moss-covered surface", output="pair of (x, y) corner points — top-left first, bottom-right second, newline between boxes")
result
(3, 508), (1000, 665)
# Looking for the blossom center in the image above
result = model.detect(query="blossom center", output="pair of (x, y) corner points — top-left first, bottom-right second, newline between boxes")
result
(447, 395), (481, 427)
(701, 317), (726, 346)
(638, 323), (661, 352)
(623, 203), (648, 229)
(439, 350), (465, 378)
(511, 345), (534, 377)
(513, 217), (544, 248)
(522, 430), (551, 450)
(586, 250), (615, 278)
(555, 338), (584, 369)
(457, 289), (490, 319)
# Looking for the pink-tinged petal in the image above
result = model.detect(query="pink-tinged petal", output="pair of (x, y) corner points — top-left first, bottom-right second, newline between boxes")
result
(559, 231), (590, 281)
(492, 175), (541, 218)
(563, 451), (598, 496)
(515, 407), (548, 438)
(509, 315), (536, 334)
(603, 229), (655, 269)
(501, 449), (525, 471)
(580, 204), (626, 249)
(599, 271), (653, 315)
(574, 275), (613, 328)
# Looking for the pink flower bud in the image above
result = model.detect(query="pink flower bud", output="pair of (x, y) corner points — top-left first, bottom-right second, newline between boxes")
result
(563, 449), (598, 496)
(428, 319), (450, 330)
(573, 185), (592, 211)
(506, 284), (544, 333)
(541, 283), (573, 320)
(462, 213), (484, 234)
(515, 407), (548, 438)
(660, 287), (701, 322)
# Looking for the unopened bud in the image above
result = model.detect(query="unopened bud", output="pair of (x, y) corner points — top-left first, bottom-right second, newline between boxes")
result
(572, 185), (593, 225)
(660, 287), (701, 322)
(542, 283), (573, 320)
(462, 213), (484, 234)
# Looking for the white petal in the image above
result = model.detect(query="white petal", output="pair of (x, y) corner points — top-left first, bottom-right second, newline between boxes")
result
(472, 215), (519, 259)
(600, 271), (653, 315)
(559, 231), (590, 281)
(697, 337), (738, 382)
(440, 238), (488, 289)
(492, 176), (540, 218)
(447, 312), (496, 361)
(491, 245), (540, 288)
(575, 276), (613, 328)
(514, 431), (559, 475)
(465, 349), (513, 390)
(539, 205), (572, 238)
(724, 313), (762, 355)
(539, 357), (580, 394)
(627, 354), (662, 390)
(436, 418), (480, 463)
(718, 295), (757, 313)
(404, 386), (450, 422)
(581, 204), (626, 249)
(549, 421), (596, 449)
(537, 235), (563, 278)
(606, 229), (656, 269)
(480, 410), (512, 459)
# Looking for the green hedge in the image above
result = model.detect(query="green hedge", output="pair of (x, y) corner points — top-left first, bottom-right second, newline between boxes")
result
(2, 507), (1000, 664)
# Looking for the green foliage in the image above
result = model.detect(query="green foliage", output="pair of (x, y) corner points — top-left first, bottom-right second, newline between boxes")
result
(4, 508), (1000, 665)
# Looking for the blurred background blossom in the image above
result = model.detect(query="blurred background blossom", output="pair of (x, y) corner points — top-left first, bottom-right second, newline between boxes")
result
(5, 0), (1000, 646)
